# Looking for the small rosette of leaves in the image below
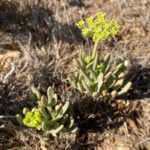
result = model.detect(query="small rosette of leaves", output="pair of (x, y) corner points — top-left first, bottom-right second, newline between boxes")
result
(68, 51), (132, 100)
(16, 86), (77, 137)
(76, 12), (119, 42)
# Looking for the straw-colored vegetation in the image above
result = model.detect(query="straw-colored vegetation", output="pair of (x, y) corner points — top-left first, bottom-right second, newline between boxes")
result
(0, 0), (150, 149)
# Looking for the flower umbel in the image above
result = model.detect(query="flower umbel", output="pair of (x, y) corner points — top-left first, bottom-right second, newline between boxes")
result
(85, 55), (92, 64)
(96, 64), (103, 73)
(76, 12), (119, 42)
(23, 110), (43, 130)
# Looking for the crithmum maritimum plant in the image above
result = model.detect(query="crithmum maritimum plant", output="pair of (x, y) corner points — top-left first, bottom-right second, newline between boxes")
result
(68, 12), (132, 99)
(16, 86), (77, 137)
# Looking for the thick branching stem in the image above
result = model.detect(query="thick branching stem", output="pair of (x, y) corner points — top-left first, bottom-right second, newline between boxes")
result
(92, 41), (99, 59)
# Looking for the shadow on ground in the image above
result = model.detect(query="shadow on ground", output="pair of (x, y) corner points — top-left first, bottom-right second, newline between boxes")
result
(0, 1), (85, 47)
(0, 81), (30, 125)
(72, 96), (139, 149)
(68, 0), (91, 8)
(125, 65), (150, 100)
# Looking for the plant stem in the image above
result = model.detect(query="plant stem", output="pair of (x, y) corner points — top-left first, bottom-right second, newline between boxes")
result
(92, 41), (99, 59)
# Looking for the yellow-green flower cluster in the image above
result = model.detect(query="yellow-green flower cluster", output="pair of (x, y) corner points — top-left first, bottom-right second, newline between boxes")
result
(23, 110), (43, 130)
(96, 64), (103, 73)
(76, 12), (119, 42)
(85, 55), (92, 64)
(85, 56), (103, 72)
(85, 55), (103, 73)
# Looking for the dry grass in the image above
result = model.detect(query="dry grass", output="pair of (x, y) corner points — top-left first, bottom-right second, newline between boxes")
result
(0, 0), (150, 149)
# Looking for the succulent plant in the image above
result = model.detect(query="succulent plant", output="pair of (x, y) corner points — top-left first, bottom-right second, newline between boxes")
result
(68, 12), (131, 100)
(68, 51), (131, 99)
(16, 86), (77, 137)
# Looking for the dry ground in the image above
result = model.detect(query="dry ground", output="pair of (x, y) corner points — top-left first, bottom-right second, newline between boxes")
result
(0, 0), (150, 149)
